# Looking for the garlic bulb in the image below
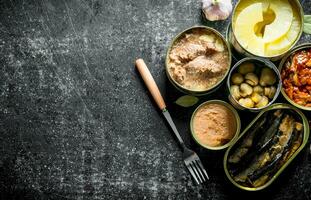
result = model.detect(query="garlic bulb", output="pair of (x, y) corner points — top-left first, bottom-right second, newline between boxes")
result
(202, 0), (233, 21)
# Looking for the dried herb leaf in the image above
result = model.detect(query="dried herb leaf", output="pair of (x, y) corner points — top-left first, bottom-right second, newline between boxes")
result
(175, 95), (199, 107)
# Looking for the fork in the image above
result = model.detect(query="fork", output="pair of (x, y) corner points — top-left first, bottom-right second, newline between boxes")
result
(135, 59), (209, 184)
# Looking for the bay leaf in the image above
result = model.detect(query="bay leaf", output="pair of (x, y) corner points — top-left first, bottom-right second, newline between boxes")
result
(175, 95), (199, 107)
(303, 15), (311, 34)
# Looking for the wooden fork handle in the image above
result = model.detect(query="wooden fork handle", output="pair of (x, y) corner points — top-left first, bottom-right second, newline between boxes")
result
(135, 58), (166, 110)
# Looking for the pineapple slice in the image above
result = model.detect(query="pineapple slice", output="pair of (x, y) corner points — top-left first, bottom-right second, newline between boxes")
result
(266, 11), (301, 56)
(286, 11), (301, 42)
(233, 0), (269, 30)
(234, 0), (299, 57)
(263, 0), (293, 43)
(235, 3), (265, 56)
(265, 37), (291, 56)
(261, 0), (270, 12)
(254, 5), (275, 38)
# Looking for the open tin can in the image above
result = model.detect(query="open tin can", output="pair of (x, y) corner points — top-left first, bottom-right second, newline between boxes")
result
(190, 100), (241, 150)
(165, 26), (232, 96)
(278, 43), (311, 111)
(227, 0), (304, 61)
(227, 57), (281, 111)
(223, 103), (310, 191)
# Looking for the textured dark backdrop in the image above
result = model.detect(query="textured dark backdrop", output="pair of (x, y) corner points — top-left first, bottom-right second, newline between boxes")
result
(0, 0), (310, 199)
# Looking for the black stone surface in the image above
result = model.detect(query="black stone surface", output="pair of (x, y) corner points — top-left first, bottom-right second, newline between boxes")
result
(0, 0), (310, 199)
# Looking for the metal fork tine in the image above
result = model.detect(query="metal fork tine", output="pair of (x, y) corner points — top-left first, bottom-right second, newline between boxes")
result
(196, 159), (209, 180)
(190, 162), (203, 183)
(193, 161), (205, 182)
(186, 163), (200, 185)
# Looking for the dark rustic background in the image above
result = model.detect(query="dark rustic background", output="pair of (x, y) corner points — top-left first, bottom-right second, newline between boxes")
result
(0, 0), (310, 199)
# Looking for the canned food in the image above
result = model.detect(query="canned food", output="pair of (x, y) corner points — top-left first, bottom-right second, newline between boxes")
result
(227, 57), (281, 111)
(228, 0), (304, 61)
(190, 100), (241, 150)
(224, 103), (310, 191)
(165, 26), (232, 96)
(278, 43), (311, 111)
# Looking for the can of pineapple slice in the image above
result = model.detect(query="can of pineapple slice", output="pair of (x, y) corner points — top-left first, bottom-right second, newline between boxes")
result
(227, 0), (304, 61)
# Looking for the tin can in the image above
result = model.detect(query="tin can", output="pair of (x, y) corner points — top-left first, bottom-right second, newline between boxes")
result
(278, 43), (311, 111)
(227, 57), (281, 111)
(228, 0), (304, 61)
(223, 103), (310, 191)
(165, 26), (232, 96)
(190, 100), (241, 150)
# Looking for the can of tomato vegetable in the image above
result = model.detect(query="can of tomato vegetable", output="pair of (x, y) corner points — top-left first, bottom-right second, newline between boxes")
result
(227, 0), (304, 61)
(278, 43), (311, 111)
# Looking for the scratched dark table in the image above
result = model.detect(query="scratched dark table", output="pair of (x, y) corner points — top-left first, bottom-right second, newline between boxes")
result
(0, 0), (311, 199)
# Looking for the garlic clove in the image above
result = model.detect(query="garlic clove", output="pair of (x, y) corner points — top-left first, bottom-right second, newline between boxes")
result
(202, 0), (233, 21)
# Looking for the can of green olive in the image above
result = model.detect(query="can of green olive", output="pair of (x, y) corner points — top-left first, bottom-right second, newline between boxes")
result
(227, 0), (304, 61)
(223, 103), (310, 191)
(227, 57), (281, 111)
(278, 43), (311, 111)
(165, 26), (232, 96)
